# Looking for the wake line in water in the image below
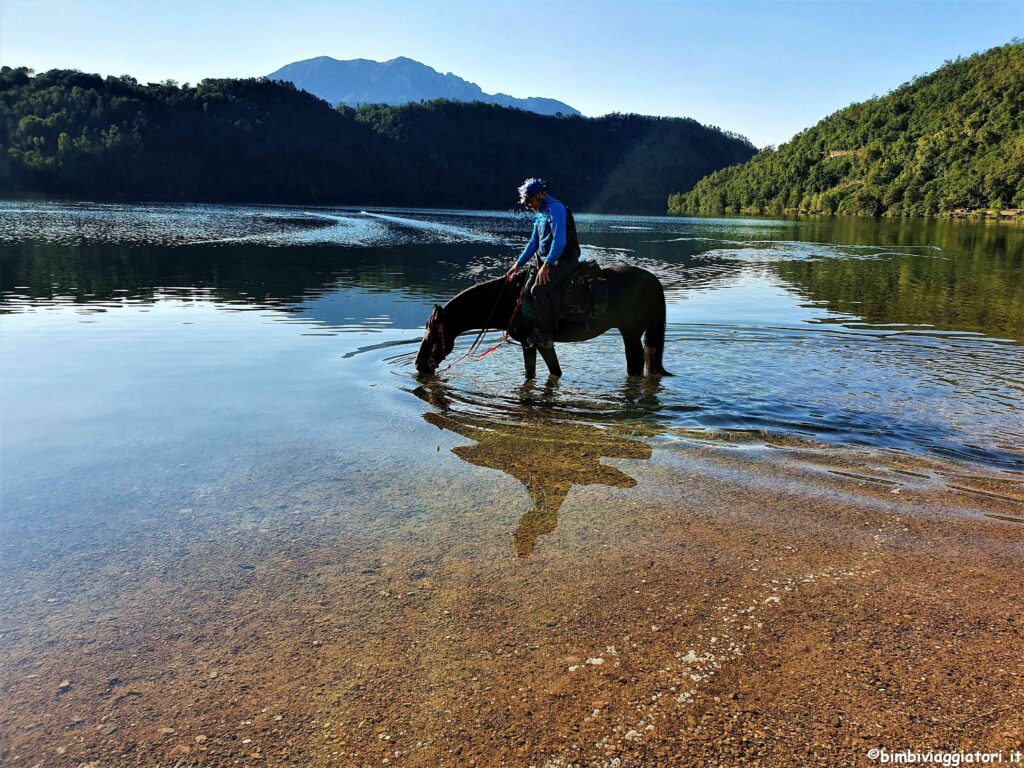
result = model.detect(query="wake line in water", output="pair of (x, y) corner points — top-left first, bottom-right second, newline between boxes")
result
(359, 211), (505, 244)
(341, 337), (422, 359)
(187, 212), (386, 246)
(302, 212), (370, 224)
(647, 237), (946, 262)
(647, 236), (752, 246)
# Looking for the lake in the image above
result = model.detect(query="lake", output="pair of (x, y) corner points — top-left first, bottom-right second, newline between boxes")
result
(1, 201), (1022, 766)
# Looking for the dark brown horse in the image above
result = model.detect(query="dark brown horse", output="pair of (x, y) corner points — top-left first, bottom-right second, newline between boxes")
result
(415, 265), (671, 378)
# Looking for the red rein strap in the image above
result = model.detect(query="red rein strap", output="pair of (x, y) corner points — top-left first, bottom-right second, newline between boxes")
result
(506, 291), (525, 330)
(477, 340), (504, 359)
(478, 290), (525, 358)
(437, 274), (524, 371)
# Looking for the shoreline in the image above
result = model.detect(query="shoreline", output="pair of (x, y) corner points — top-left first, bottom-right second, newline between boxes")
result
(668, 206), (1024, 223)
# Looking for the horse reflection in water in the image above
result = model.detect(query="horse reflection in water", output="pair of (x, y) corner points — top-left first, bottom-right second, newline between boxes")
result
(412, 378), (663, 557)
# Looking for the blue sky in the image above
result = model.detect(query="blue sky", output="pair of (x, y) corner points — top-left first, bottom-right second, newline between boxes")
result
(1, 0), (1018, 147)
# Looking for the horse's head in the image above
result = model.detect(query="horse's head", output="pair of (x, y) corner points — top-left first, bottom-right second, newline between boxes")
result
(415, 304), (453, 375)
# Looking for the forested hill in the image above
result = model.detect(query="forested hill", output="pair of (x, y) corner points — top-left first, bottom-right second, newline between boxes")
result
(0, 67), (755, 213)
(670, 42), (1024, 218)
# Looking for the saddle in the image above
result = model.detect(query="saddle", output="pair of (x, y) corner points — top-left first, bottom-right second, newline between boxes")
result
(521, 260), (608, 324)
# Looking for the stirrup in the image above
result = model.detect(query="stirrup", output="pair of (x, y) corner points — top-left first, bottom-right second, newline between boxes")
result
(528, 329), (554, 349)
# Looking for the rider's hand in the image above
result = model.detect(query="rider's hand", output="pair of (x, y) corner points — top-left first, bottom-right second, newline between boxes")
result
(505, 264), (518, 280)
(537, 263), (551, 285)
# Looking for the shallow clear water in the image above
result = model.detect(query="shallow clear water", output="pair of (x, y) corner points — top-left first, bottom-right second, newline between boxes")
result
(2, 201), (1023, 765)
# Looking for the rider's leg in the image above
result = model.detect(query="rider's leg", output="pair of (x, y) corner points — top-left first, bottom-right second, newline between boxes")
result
(529, 255), (579, 346)
(532, 291), (555, 335)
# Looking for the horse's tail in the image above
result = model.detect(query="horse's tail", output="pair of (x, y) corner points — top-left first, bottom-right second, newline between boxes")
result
(643, 281), (673, 376)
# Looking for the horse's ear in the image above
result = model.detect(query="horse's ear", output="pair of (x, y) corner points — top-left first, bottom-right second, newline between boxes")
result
(429, 304), (444, 324)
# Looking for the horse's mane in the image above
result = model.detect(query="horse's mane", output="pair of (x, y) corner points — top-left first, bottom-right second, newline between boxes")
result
(445, 271), (527, 307)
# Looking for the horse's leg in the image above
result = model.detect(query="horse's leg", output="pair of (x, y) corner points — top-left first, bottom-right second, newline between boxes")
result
(643, 278), (672, 376)
(620, 330), (645, 376)
(537, 345), (562, 377)
(523, 345), (537, 379)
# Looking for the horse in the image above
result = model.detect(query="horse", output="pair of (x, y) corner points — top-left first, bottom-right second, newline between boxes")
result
(414, 264), (672, 378)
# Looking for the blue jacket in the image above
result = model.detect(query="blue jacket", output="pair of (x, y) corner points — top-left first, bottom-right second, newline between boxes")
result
(516, 196), (571, 267)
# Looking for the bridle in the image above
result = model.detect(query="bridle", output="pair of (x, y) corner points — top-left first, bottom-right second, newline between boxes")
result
(415, 273), (527, 374)
(432, 317), (447, 366)
(415, 311), (447, 372)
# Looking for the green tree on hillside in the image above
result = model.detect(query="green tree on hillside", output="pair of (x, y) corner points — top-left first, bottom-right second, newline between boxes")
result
(669, 41), (1024, 218)
(0, 67), (755, 212)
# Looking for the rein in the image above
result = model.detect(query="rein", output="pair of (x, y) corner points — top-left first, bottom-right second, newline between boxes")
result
(436, 275), (524, 372)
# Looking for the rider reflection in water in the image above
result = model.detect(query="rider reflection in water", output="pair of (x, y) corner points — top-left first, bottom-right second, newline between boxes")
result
(505, 178), (582, 349)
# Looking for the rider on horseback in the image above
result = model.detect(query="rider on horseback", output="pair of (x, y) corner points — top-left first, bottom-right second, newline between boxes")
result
(504, 178), (581, 349)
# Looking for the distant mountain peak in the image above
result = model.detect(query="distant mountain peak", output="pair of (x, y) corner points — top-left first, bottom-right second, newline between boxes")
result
(267, 55), (580, 116)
